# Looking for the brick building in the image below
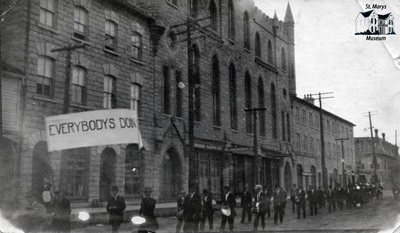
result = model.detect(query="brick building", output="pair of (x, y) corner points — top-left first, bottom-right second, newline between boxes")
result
(292, 96), (356, 189)
(355, 131), (400, 190)
(1, 0), (301, 217)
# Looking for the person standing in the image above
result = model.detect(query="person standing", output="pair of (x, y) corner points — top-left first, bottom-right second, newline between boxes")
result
(199, 189), (214, 231)
(253, 185), (267, 231)
(138, 187), (158, 233)
(308, 186), (318, 216)
(316, 187), (325, 209)
(219, 185), (236, 233)
(240, 185), (252, 224)
(183, 186), (202, 233)
(176, 191), (186, 233)
(273, 186), (287, 225)
(289, 184), (297, 213)
(106, 186), (126, 233)
(336, 185), (345, 211)
(51, 191), (71, 233)
(295, 186), (306, 219)
(263, 186), (272, 219)
(326, 185), (336, 213)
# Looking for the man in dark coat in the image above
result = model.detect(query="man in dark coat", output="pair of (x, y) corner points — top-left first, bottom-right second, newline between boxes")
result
(273, 186), (287, 225)
(199, 189), (214, 231)
(326, 185), (337, 213)
(253, 184), (268, 231)
(183, 186), (202, 233)
(51, 191), (71, 233)
(316, 186), (325, 208)
(336, 185), (345, 211)
(106, 186), (126, 233)
(308, 186), (318, 216)
(289, 184), (298, 213)
(240, 185), (252, 224)
(176, 190), (186, 233)
(138, 187), (158, 233)
(220, 185), (236, 232)
(295, 186), (306, 219)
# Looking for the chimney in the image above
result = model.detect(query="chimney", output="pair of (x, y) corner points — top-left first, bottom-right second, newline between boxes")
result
(382, 133), (386, 141)
(303, 94), (315, 105)
(374, 129), (379, 138)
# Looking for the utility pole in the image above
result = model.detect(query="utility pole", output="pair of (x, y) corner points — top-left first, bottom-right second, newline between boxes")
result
(171, 10), (219, 191)
(307, 92), (333, 189)
(51, 43), (85, 114)
(244, 107), (266, 185)
(335, 137), (349, 186)
(368, 111), (378, 184)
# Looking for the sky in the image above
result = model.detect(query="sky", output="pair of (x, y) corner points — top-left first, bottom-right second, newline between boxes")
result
(254, 0), (400, 145)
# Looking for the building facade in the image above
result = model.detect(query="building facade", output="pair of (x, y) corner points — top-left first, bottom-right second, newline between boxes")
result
(292, 96), (356, 189)
(355, 10), (395, 35)
(355, 131), (400, 190)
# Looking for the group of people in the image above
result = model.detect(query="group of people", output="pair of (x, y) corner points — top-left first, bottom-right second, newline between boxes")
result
(175, 184), (288, 233)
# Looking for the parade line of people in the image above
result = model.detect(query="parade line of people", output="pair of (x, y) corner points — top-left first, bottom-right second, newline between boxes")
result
(175, 183), (386, 233)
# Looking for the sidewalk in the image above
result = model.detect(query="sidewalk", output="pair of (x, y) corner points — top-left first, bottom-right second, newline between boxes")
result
(73, 191), (397, 233)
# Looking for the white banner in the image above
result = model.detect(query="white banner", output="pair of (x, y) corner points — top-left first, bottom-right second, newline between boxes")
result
(45, 109), (141, 152)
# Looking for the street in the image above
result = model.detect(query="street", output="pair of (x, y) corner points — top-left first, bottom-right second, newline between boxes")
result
(73, 191), (400, 233)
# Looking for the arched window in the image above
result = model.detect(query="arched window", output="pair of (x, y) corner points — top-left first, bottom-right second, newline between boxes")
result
(228, 0), (235, 39)
(209, 0), (218, 31)
(229, 63), (237, 129)
(162, 148), (182, 199)
(212, 55), (221, 126)
(255, 32), (261, 57)
(162, 66), (170, 114)
(258, 77), (266, 136)
(125, 144), (143, 197)
(99, 148), (116, 201)
(191, 44), (201, 121)
(244, 11), (250, 49)
(267, 40), (273, 63)
(287, 113), (291, 142)
(281, 111), (286, 141)
(271, 83), (277, 139)
(245, 72), (252, 133)
(281, 47), (287, 71)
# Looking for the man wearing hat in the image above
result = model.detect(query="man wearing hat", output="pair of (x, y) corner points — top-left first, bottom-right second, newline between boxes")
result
(240, 185), (252, 224)
(219, 185), (236, 232)
(253, 184), (268, 231)
(106, 186), (126, 233)
(273, 186), (287, 225)
(183, 186), (202, 233)
(138, 187), (158, 233)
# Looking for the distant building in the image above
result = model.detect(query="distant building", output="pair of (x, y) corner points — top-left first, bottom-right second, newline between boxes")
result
(355, 10), (395, 35)
(292, 96), (356, 189)
(355, 131), (400, 189)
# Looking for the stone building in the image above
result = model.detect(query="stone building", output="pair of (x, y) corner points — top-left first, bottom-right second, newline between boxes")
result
(292, 96), (356, 189)
(355, 131), (400, 189)
(1, 0), (302, 218)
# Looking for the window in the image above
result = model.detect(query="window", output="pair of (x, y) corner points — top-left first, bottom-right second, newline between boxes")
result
(310, 137), (314, 153)
(303, 135), (307, 151)
(244, 11), (250, 50)
(103, 75), (116, 108)
(302, 109), (306, 124)
(37, 56), (53, 97)
(163, 66), (170, 114)
(130, 83), (141, 118)
(255, 32), (261, 57)
(40, 0), (56, 27)
(105, 20), (117, 51)
(189, 0), (198, 18)
(295, 107), (299, 122)
(327, 120), (331, 132)
(281, 111), (286, 141)
(281, 47), (287, 71)
(131, 22), (144, 60)
(71, 66), (86, 105)
(60, 148), (89, 199)
(316, 139), (320, 153)
(73, 6), (88, 40)
(229, 64), (237, 130)
(258, 78), (266, 136)
(328, 142), (332, 156)
(309, 112), (313, 127)
(125, 144), (143, 197)
(209, 0), (218, 31)
(212, 56), (220, 125)
(296, 133), (300, 150)
(245, 72), (252, 133)
(175, 71), (183, 117)
(286, 113), (291, 142)
(267, 40), (273, 63)
(271, 84), (277, 139)
(228, 0), (235, 39)
(191, 44), (201, 121)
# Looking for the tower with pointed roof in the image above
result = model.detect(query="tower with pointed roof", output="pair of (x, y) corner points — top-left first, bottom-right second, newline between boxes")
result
(284, 2), (296, 96)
